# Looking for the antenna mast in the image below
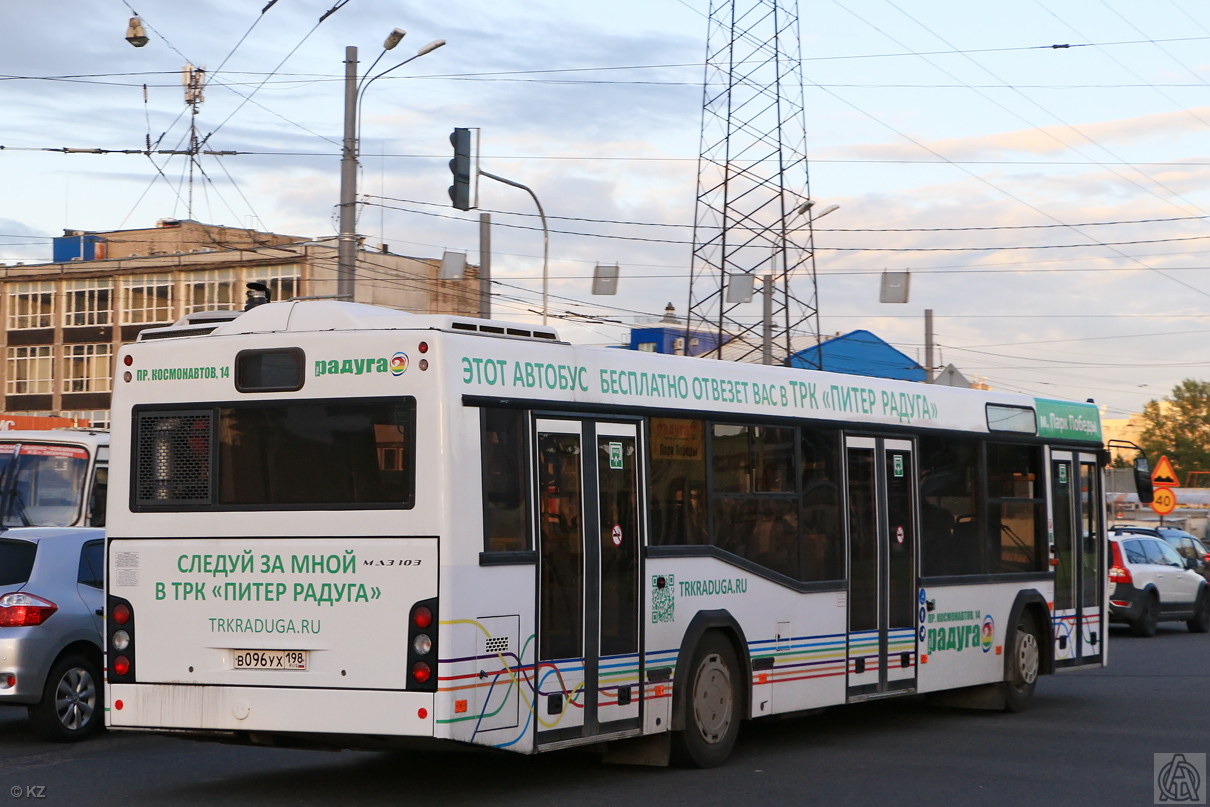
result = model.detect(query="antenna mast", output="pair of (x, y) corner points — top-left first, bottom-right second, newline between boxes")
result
(182, 63), (207, 219)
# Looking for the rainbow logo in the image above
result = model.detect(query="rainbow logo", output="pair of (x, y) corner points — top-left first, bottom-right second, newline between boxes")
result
(390, 352), (409, 376)
(981, 614), (995, 653)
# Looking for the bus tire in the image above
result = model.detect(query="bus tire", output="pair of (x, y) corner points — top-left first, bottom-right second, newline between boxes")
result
(28, 653), (103, 742)
(1003, 612), (1040, 713)
(671, 631), (741, 768)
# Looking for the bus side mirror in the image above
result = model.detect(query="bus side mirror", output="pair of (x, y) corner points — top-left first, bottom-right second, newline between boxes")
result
(1134, 457), (1154, 504)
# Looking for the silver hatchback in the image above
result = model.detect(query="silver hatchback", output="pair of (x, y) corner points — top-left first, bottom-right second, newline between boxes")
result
(0, 527), (106, 740)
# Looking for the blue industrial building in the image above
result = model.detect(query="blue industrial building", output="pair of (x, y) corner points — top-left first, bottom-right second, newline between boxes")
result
(621, 304), (726, 357)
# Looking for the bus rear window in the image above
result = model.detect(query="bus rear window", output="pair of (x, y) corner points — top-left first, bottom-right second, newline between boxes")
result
(218, 399), (415, 507)
(134, 398), (415, 510)
(235, 348), (305, 392)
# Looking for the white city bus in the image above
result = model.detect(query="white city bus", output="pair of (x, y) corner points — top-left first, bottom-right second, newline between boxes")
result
(105, 301), (1113, 766)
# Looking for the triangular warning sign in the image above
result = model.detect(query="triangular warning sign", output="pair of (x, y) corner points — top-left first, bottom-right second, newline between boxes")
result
(1152, 455), (1180, 487)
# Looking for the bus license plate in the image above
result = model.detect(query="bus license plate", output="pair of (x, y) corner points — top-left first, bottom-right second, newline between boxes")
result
(232, 650), (308, 671)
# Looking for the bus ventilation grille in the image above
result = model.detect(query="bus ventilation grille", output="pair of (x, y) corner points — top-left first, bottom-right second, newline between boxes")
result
(449, 321), (558, 341)
(484, 636), (510, 655)
(135, 411), (213, 505)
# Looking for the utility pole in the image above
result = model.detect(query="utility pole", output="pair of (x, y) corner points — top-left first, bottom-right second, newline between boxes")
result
(762, 274), (773, 365)
(479, 213), (492, 319)
(924, 308), (935, 383)
(337, 46), (359, 302)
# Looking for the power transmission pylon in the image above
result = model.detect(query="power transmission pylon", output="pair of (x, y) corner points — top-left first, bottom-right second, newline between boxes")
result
(686, 0), (822, 367)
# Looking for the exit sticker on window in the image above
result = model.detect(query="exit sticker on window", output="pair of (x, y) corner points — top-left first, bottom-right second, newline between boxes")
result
(609, 442), (624, 470)
(893, 454), (905, 478)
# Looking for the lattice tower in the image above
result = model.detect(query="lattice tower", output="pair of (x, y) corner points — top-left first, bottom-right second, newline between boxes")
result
(686, 0), (821, 367)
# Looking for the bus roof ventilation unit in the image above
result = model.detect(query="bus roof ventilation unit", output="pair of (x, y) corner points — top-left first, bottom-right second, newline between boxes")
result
(448, 319), (558, 342)
(137, 310), (244, 341)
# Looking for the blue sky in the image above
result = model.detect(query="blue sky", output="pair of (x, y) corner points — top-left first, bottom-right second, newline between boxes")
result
(2, 0), (1209, 417)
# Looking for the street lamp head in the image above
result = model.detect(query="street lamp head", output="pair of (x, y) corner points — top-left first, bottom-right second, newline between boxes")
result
(417, 39), (446, 56)
(813, 204), (840, 220)
(383, 28), (406, 50)
(125, 16), (149, 48)
(794, 199), (815, 217)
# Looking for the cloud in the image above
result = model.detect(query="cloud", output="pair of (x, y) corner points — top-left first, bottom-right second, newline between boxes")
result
(835, 107), (1210, 161)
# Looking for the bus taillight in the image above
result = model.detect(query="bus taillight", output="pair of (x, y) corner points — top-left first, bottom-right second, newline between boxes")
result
(407, 598), (438, 692)
(107, 595), (136, 682)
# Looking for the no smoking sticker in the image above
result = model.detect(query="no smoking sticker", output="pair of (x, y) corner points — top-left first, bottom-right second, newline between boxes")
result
(611, 525), (623, 547)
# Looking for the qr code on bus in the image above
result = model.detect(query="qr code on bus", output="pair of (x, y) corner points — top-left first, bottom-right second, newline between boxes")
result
(651, 575), (675, 624)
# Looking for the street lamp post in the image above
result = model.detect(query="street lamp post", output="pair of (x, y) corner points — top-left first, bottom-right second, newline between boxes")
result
(336, 33), (445, 302)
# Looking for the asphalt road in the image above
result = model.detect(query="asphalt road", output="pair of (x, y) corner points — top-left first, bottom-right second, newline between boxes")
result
(1, 623), (1207, 807)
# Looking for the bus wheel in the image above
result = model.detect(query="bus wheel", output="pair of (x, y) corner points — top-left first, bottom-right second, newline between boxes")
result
(672, 631), (741, 768)
(1003, 613), (1040, 713)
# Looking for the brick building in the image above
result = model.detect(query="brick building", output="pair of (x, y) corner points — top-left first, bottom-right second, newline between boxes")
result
(1, 219), (481, 426)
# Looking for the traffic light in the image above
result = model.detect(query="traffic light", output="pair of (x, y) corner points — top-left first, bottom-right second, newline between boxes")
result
(448, 127), (476, 211)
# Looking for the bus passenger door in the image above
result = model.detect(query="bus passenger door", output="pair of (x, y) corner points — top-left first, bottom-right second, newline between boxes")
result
(846, 437), (918, 700)
(534, 418), (642, 748)
(1051, 451), (1104, 667)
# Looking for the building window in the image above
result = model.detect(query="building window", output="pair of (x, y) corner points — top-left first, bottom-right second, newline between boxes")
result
(183, 268), (237, 314)
(8, 282), (55, 330)
(122, 273), (173, 324)
(64, 279), (113, 327)
(63, 344), (113, 393)
(245, 266), (300, 304)
(637, 342), (657, 352)
(6, 346), (54, 395)
(62, 410), (110, 429)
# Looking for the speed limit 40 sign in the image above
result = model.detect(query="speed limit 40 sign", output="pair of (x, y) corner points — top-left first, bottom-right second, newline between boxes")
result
(1151, 487), (1177, 516)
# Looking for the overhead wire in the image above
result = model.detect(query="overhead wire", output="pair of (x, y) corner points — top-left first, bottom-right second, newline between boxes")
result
(839, 0), (1210, 219)
(362, 199), (1210, 252)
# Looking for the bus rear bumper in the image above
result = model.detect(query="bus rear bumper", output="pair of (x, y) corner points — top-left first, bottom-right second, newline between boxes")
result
(106, 683), (434, 737)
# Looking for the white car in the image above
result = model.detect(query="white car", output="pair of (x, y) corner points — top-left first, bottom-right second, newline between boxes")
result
(1108, 532), (1210, 636)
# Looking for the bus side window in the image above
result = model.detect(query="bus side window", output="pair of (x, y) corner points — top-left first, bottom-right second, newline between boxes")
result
(985, 443), (1045, 573)
(919, 436), (983, 576)
(89, 466), (108, 528)
(648, 418), (707, 546)
(482, 408), (530, 553)
(801, 427), (843, 582)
